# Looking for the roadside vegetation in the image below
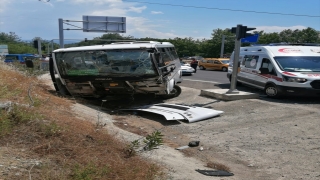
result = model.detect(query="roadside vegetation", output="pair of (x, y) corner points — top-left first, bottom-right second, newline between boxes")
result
(0, 60), (164, 179)
(1, 27), (319, 57)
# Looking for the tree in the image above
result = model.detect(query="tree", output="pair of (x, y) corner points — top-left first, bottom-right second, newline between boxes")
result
(168, 37), (199, 57)
(257, 31), (280, 44)
(299, 27), (319, 43)
(0, 32), (21, 43)
(7, 42), (37, 54)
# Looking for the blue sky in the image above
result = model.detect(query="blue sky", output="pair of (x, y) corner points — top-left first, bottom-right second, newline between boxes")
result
(0, 0), (319, 43)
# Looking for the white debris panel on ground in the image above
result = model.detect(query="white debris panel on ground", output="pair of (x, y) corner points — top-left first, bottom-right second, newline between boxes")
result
(122, 103), (224, 123)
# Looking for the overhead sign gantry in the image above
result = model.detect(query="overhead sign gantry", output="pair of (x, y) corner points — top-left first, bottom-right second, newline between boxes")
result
(58, 15), (126, 48)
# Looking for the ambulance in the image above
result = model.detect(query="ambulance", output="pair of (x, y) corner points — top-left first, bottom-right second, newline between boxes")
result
(227, 44), (320, 97)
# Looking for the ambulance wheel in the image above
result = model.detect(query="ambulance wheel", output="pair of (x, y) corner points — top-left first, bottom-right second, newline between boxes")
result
(56, 78), (71, 96)
(199, 66), (206, 70)
(265, 84), (281, 98)
(222, 67), (228, 72)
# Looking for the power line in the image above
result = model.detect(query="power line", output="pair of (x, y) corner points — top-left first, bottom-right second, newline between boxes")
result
(123, 0), (320, 18)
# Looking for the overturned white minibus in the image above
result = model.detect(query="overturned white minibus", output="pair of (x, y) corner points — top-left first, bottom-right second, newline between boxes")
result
(49, 41), (183, 99)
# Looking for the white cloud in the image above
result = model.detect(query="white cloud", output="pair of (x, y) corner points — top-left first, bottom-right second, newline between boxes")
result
(126, 17), (180, 39)
(0, 0), (11, 13)
(151, 11), (163, 14)
(255, 25), (307, 33)
(92, 8), (127, 16)
(71, 0), (123, 5)
(128, 6), (146, 13)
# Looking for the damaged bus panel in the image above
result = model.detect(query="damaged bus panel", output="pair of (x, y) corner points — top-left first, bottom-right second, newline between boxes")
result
(49, 41), (183, 99)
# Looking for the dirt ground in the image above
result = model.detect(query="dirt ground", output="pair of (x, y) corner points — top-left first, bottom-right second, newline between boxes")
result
(38, 74), (320, 180)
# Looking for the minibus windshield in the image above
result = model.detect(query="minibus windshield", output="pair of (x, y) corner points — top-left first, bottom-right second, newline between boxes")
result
(274, 56), (320, 72)
(55, 49), (157, 76)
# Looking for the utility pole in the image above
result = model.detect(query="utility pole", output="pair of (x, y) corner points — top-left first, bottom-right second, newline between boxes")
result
(220, 35), (225, 58)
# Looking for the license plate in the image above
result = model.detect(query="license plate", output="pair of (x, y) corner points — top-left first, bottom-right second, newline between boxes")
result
(109, 83), (118, 87)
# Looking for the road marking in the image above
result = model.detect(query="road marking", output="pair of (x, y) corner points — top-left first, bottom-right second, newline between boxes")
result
(183, 79), (220, 84)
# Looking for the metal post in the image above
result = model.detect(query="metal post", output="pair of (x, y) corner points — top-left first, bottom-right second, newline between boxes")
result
(37, 39), (42, 57)
(51, 40), (54, 53)
(59, 18), (64, 48)
(220, 35), (225, 58)
(226, 24), (242, 94)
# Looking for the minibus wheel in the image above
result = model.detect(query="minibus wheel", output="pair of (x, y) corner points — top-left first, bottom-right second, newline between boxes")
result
(161, 85), (182, 99)
(56, 78), (71, 96)
(265, 84), (280, 98)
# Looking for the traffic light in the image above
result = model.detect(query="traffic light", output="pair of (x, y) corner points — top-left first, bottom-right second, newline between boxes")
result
(85, 38), (88, 42)
(230, 25), (256, 40)
(230, 27), (236, 34)
(237, 26), (256, 40)
(33, 40), (38, 48)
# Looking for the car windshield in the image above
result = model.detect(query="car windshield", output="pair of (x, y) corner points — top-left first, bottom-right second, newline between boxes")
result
(221, 60), (230, 64)
(55, 49), (157, 76)
(274, 56), (320, 72)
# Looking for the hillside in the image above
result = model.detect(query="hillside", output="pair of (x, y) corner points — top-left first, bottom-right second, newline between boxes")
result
(0, 61), (163, 180)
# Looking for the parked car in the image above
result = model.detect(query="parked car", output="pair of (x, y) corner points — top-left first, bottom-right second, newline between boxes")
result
(198, 58), (230, 71)
(180, 62), (195, 75)
(180, 61), (190, 67)
(4, 54), (37, 64)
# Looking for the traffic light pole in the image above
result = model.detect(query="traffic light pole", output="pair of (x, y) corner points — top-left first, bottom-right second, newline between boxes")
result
(226, 24), (256, 94)
(226, 24), (242, 94)
(227, 38), (241, 94)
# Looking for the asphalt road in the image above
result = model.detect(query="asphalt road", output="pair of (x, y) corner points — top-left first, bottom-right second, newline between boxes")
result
(182, 68), (230, 84)
(179, 68), (263, 95)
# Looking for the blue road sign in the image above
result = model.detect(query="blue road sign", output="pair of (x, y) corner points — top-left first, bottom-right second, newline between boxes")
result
(241, 34), (259, 43)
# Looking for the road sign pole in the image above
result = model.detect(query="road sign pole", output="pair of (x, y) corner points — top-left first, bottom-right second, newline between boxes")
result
(59, 18), (64, 48)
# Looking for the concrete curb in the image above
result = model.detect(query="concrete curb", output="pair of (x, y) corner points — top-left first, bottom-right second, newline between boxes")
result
(200, 89), (260, 101)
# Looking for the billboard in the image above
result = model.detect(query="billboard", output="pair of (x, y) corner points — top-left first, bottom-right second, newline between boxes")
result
(0, 45), (8, 55)
(82, 16), (126, 33)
